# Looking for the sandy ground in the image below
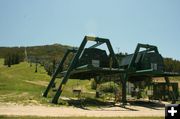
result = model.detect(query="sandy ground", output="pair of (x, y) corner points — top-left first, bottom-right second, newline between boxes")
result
(0, 102), (165, 117)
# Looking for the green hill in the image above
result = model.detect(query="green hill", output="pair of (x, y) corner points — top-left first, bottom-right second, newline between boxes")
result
(0, 44), (72, 59)
(1, 44), (180, 72)
(0, 59), (50, 104)
(0, 59), (94, 105)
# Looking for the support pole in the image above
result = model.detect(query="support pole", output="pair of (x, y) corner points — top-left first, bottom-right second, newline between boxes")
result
(121, 74), (127, 105)
(164, 76), (176, 104)
(43, 49), (75, 97)
(94, 76), (101, 98)
(35, 60), (38, 73)
(52, 37), (87, 104)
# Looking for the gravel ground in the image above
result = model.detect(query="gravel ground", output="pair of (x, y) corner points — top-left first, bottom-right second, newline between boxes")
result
(0, 102), (165, 117)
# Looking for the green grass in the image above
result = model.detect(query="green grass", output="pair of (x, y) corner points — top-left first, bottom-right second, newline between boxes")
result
(0, 58), (179, 106)
(0, 116), (164, 119)
(0, 59), (97, 105)
(0, 59), (166, 118)
(0, 59), (50, 104)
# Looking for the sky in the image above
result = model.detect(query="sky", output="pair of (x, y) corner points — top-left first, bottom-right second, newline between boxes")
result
(0, 0), (180, 60)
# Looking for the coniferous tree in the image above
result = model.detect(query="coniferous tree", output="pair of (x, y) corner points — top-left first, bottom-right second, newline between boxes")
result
(4, 52), (21, 67)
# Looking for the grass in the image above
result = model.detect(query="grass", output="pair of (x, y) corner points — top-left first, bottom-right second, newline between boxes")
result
(0, 58), (180, 106)
(0, 59), (97, 105)
(0, 59), (50, 104)
(0, 116), (164, 119)
(0, 59), (165, 118)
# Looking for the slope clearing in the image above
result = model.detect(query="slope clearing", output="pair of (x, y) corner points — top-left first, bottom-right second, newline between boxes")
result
(0, 59), (93, 105)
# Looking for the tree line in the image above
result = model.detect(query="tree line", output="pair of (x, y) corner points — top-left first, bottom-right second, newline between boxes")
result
(164, 58), (180, 72)
(1, 45), (180, 73)
(4, 52), (24, 67)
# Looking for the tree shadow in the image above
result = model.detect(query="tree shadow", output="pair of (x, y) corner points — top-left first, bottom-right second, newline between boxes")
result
(58, 98), (165, 111)
(67, 97), (114, 109)
(129, 100), (165, 110)
(64, 98), (139, 111)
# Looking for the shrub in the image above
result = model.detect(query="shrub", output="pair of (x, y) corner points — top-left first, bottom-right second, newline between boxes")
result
(99, 82), (119, 93)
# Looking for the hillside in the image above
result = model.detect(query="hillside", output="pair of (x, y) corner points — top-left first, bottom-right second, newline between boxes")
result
(1, 44), (180, 73)
(0, 59), (94, 105)
(0, 44), (72, 59)
(0, 58), (50, 104)
(0, 59), (167, 118)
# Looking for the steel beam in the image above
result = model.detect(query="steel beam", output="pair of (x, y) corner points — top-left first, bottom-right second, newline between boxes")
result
(52, 37), (88, 103)
(121, 73), (128, 105)
(51, 36), (120, 104)
(89, 41), (104, 48)
(43, 49), (77, 97)
(164, 76), (176, 104)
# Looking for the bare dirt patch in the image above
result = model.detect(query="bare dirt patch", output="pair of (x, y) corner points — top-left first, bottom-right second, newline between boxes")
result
(0, 102), (165, 117)
(24, 80), (48, 86)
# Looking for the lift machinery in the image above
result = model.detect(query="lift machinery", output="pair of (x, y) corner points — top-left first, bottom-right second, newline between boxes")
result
(43, 36), (180, 105)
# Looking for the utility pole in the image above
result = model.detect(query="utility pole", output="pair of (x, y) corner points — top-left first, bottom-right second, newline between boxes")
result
(35, 57), (38, 73)
(24, 47), (28, 61)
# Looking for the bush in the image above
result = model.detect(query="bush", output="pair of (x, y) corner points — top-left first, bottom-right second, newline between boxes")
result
(91, 80), (97, 90)
(99, 82), (119, 93)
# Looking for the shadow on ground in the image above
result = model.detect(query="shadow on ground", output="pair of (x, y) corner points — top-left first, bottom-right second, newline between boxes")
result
(67, 98), (114, 109)
(57, 98), (165, 111)
(129, 100), (165, 110)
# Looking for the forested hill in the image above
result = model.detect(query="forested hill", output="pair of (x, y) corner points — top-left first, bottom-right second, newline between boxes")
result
(164, 58), (180, 72)
(0, 44), (180, 72)
(0, 44), (71, 59)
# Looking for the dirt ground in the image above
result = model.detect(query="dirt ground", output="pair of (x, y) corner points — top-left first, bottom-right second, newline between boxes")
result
(0, 102), (165, 117)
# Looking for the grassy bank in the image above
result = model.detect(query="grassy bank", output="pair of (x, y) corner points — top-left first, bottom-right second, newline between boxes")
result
(0, 59), (95, 105)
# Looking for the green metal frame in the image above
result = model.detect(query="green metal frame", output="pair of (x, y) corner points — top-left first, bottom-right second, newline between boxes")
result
(121, 43), (160, 104)
(164, 76), (176, 103)
(43, 48), (77, 97)
(43, 36), (119, 104)
(125, 43), (179, 103)
(43, 37), (180, 105)
(128, 43), (159, 70)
